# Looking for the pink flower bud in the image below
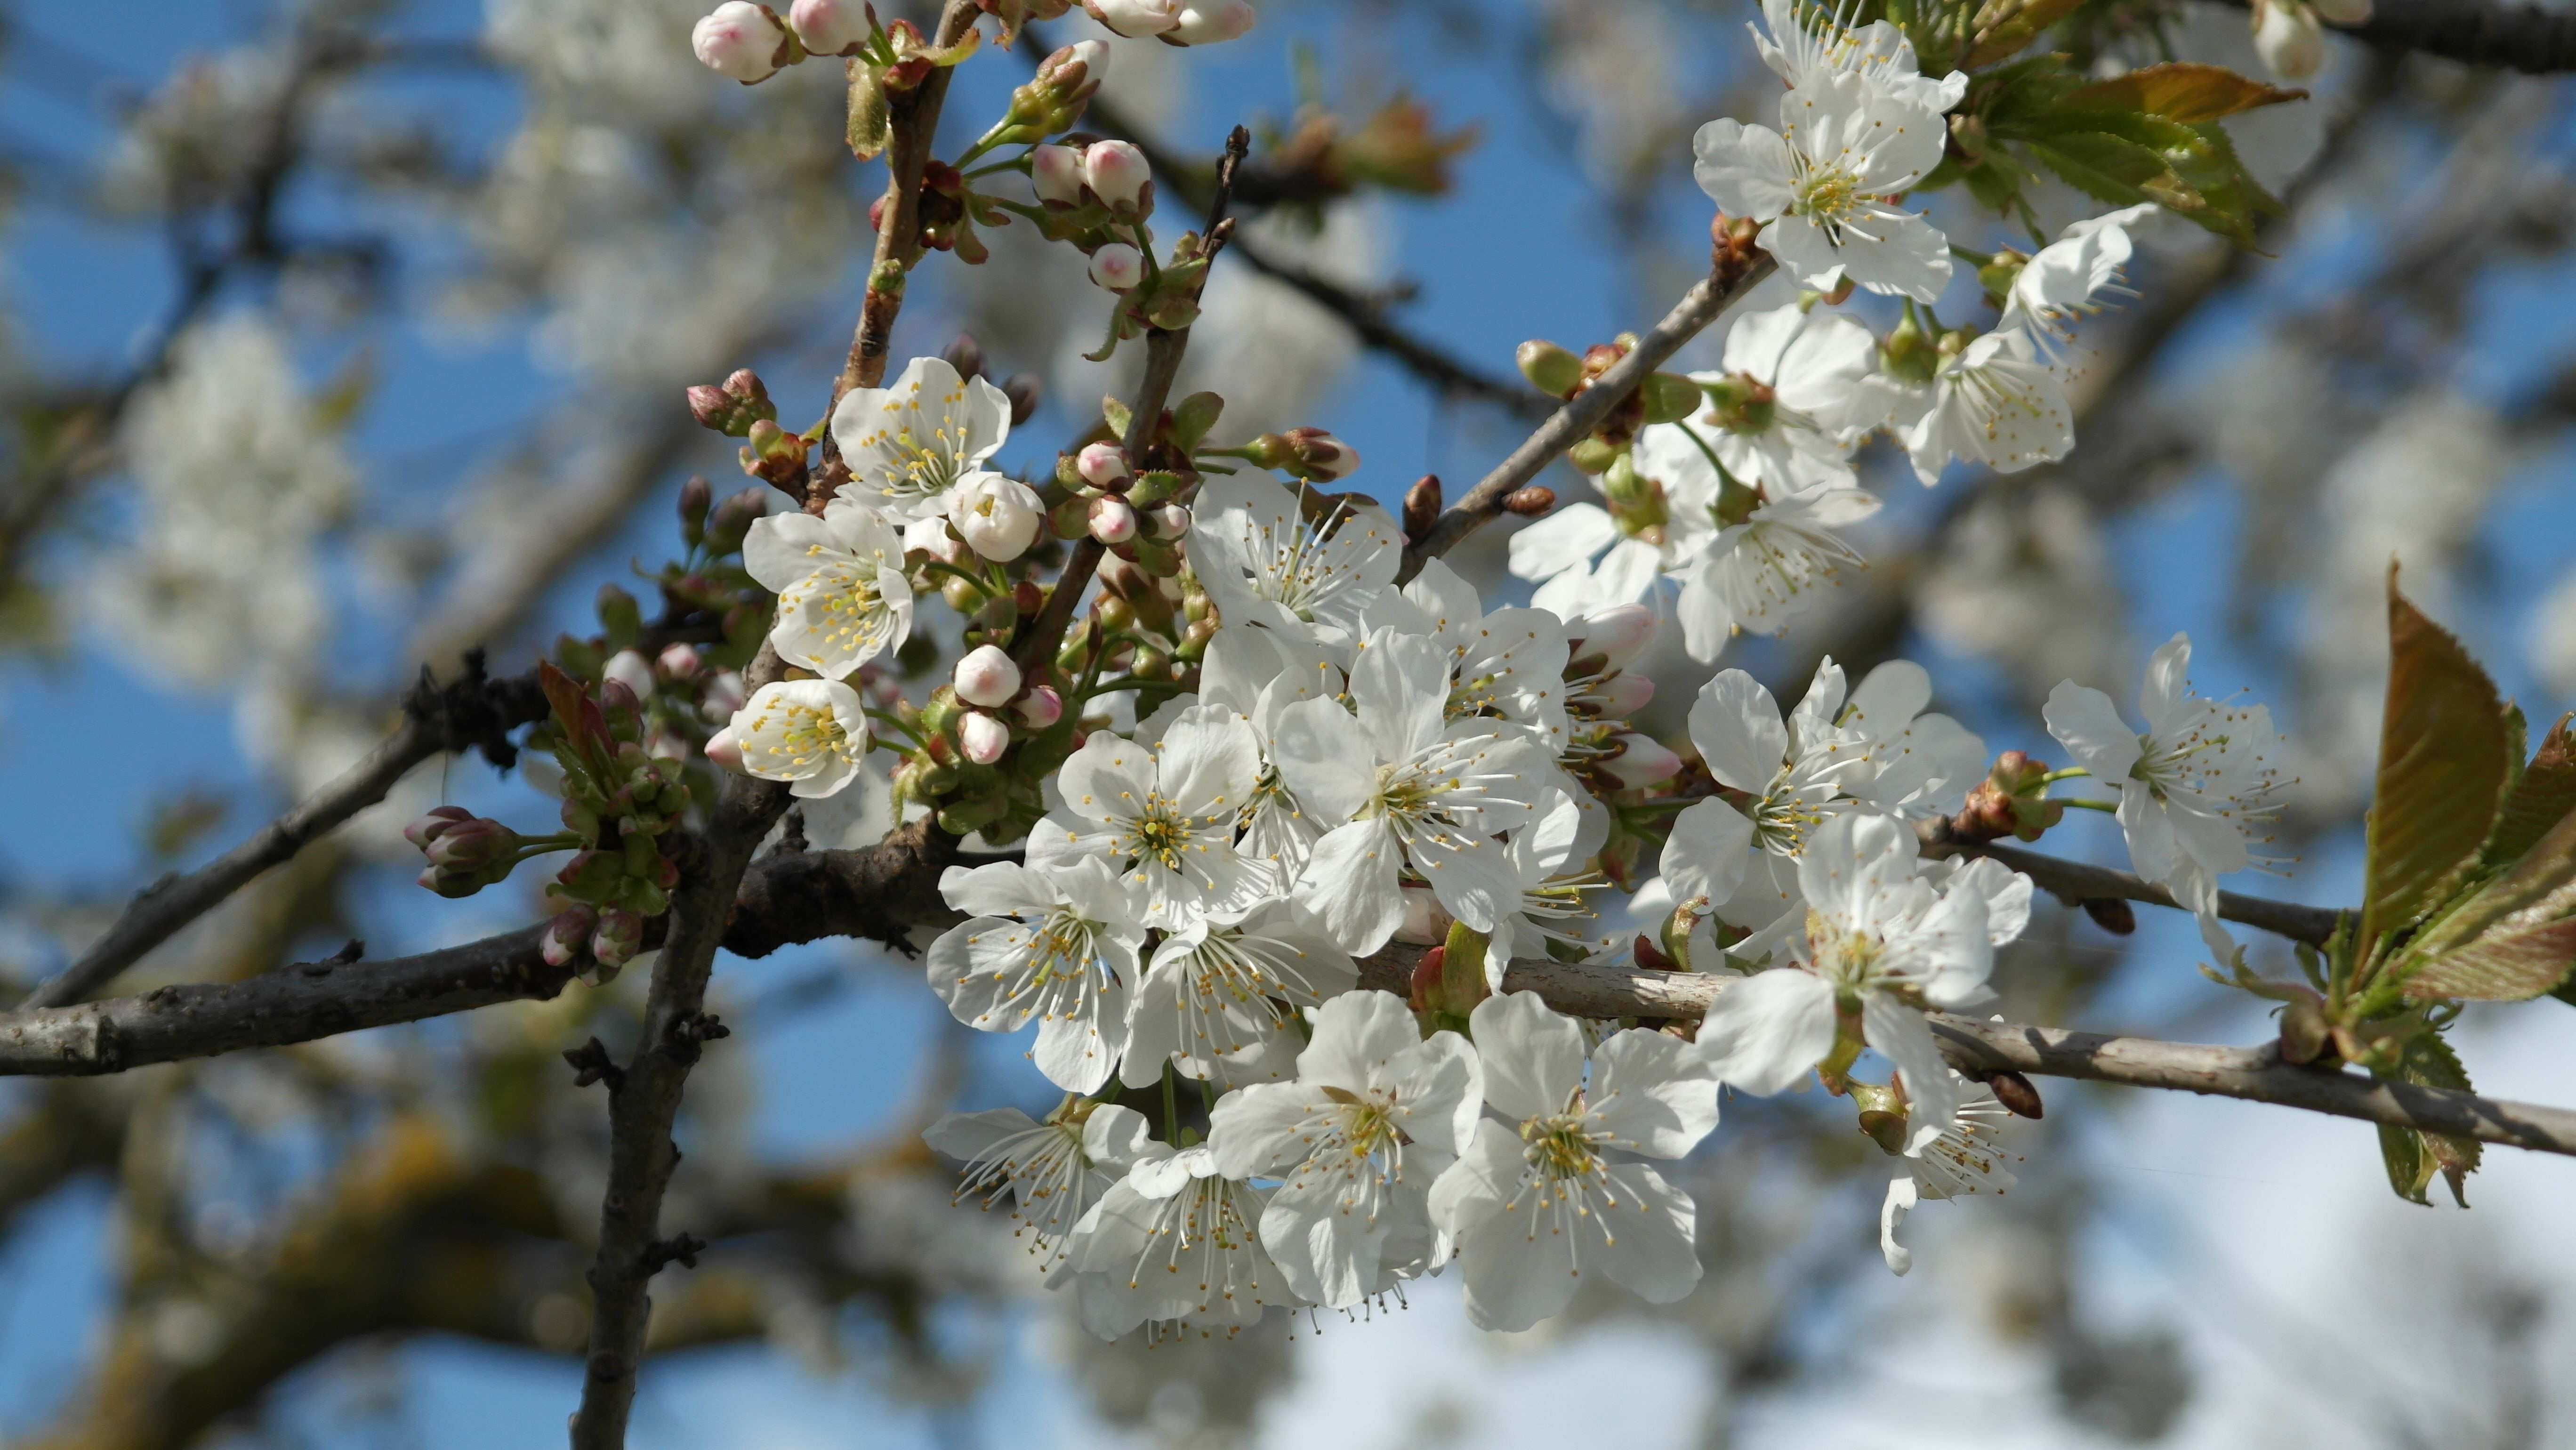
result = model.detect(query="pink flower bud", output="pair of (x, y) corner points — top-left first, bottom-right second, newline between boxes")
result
(702, 671), (748, 721)
(788, 0), (868, 54)
(1084, 0), (1183, 38)
(1151, 503), (1191, 539)
(1394, 886), (1454, 946)
(703, 725), (746, 772)
(1600, 733), (1683, 789)
(1171, 0), (1257, 43)
(948, 474), (1045, 561)
(1076, 441), (1132, 489)
(590, 909), (645, 970)
(603, 649), (656, 701)
(1014, 686), (1064, 729)
(424, 815), (515, 870)
(1089, 495), (1139, 545)
(692, 1), (790, 83)
(403, 804), (475, 850)
(1590, 672), (1655, 717)
(1063, 38), (1111, 89)
(1573, 604), (1656, 670)
(1031, 144), (1085, 207)
(1088, 242), (1143, 292)
(953, 644), (1023, 708)
(1284, 426), (1358, 480)
(542, 906), (599, 969)
(1082, 141), (1152, 210)
(959, 710), (1011, 764)
(657, 643), (703, 681)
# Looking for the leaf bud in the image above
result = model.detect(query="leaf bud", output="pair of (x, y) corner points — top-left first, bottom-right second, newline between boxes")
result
(1402, 474), (1442, 542)
(705, 487), (767, 553)
(1639, 371), (1702, 426)
(1502, 486), (1554, 516)
(1002, 372), (1043, 427)
(1516, 339), (1583, 397)
(939, 331), (987, 382)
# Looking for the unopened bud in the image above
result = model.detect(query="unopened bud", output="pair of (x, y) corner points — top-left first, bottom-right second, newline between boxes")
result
(1030, 39), (1107, 108)
(1014, 685), (1064, 729)
(1089, 242), (1144, 292)
(1171, 0), (1257, 43)
(788, 0), (868, 54)
(1082, 140), (1152, 210)
(1599, 733), (1682, 788)
(706, 487), (766, 553)
(703, 725), (745, 772)
(1573, 604), (1656, 670)
(1076, 441), (1132, 489)
(1402, 474), (1441, 541)
(2080, 898), (2138, 935)
(657, 643), (703, 681)
(603, 649), (655, 701)
(692, 1), (793, 83)
(1031, 144), (1086, 206)
(702, 671), (748, 721)
(959, 709), (1011, 764)
(1244, 427), (1359, 481)
(1089, 495), (1139, 544)
(1516, 339), (1583, 397)
(949, 473), (1044, 561)
(590, 909), (645, 970)
(1002, 372), (1043, 427)
(939, 332), (987, 382)
(1589, 672), (1654, 717)
(404, 804), (475, 850)
(1502, 486), (1554, 516)
(1985, 1071), (2044, 1120)
(1085, 0), (1183, 37)
(953, 644), (1023, 708)
(1150, 503), (1191, 539)
(542, 906), (599, 969)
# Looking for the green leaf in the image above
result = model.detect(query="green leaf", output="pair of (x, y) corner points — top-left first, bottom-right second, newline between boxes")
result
(1962, 0), (2090, 67)
(2025, 132), (2168, 208)
(2404, 917), (2576, 1001)
(2066, 63), (2308, 124)
(2359, 570), (2512, 965)
(2374, 1032), (2481, 1206)
(2485, 712), (2576, 868)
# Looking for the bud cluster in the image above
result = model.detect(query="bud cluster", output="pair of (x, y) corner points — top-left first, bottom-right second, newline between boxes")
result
(1950, 749), (2068, 844)
(1517, 335), (1700, 475)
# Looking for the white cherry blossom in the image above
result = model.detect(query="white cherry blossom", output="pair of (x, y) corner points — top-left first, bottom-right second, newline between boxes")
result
(1997, 203), (2159, 362)
(1749, 0), (1969, 113)
(1208, 990), (1482, 1307)
(1688, 302), (1881, 493)
(1188, 475), (1401, 651)
(1427, 992), (1719, 1332)
(1365, 558), (1574, 754)
(731, 679), (870, 798)
(2044, 632), (2290, 957)
(1069, 1142), (1300, 1338)
(1693, 71), (1953, 302)
(1273, 628), (1559, 954)
(1894, 329), (2076, 486)
(927, 857), (1148, 1093)
(1029, 707), (1267, 927)
(1694, 814), (2018, 1151)
(924, 1101), (1152, 1273)
(829, 354), (1014, 525)
(1879, 1071), (2023, 1275)
(1121, 896), (1357, 1088)
(741, 497), (914, 679)
(1673, 480), (1883, 661)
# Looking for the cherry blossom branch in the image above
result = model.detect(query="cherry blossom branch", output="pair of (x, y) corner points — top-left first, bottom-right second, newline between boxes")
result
(20, 654), (548, 1010)
(1341, 947), (2576, 1158)
(1913, 819), (2342, 946)
(2216, 0), (2576, 71)
(1396, 238), (1777, 581)
(835, 0), (985, 406)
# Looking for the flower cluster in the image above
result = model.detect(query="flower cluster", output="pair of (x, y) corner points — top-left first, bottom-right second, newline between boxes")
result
(1511, 0), (2172, 661)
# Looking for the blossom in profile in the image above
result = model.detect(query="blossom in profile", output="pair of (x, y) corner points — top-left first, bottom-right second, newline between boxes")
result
(923, 1102), (1153, 1273)
(1877, 1071), (2025, 1276)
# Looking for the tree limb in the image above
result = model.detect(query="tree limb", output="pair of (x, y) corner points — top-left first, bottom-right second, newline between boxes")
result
(2211, 0), (2576, 72)
(1915, 818), (2343, 945)
(22, 656), (548, 1010)
(1397, 245), (1777, 580)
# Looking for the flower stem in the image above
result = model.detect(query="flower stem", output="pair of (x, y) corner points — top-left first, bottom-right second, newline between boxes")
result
(2060, 798), (2120, 814)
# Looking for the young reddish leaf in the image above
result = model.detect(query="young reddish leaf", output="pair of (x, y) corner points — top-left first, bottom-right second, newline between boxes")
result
(2484, 712), (2576, 868)
(1963, 0), (2090, 68)
(2359, 570), (2512, 963)
(539, 660), (612, 769)
(2406, 795), (2576, 973)
(2066, 64), (2308, 124)
(2403, 917), (2576, 1001)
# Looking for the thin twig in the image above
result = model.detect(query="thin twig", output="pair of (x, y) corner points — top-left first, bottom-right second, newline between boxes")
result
(23, 657), (548, 1009)
(1398, 249), (1777, 580)
(1915, 818), (2343, 946)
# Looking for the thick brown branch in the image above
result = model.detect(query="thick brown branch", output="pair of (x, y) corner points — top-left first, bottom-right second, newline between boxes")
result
(1914, 819), (2343, 946)
(2213, 0), (2576, 71)
(24, 657), (547, 1010)
(570, 774), (789, 1449)
(1398, 251), (1777, 580)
